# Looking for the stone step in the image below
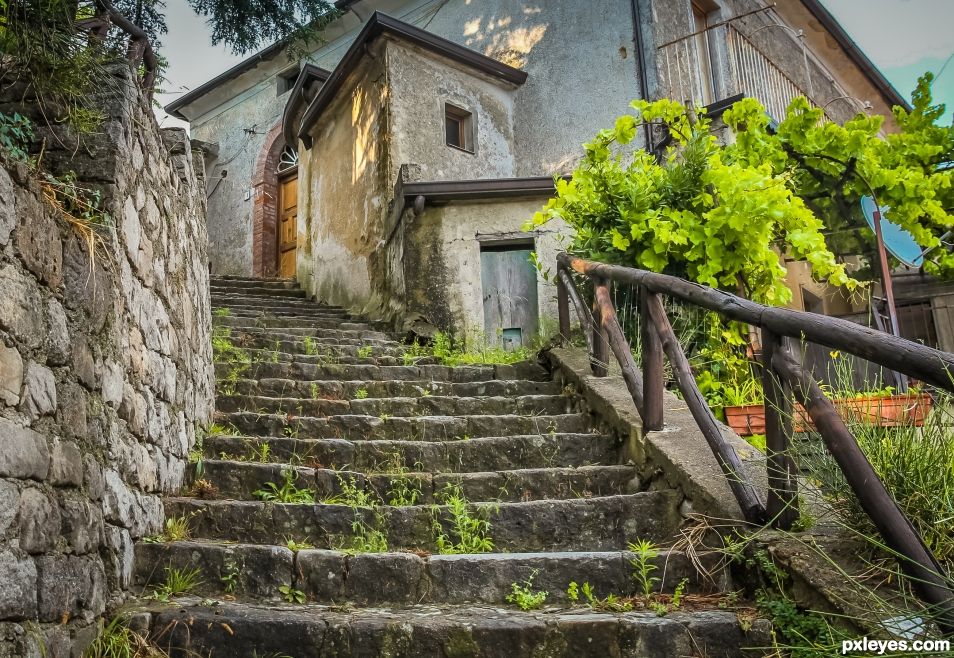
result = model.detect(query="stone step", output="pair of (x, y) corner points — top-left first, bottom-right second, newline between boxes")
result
(191, 460), (637, 503)
(217, 324), (392, 342)
(220, 410), (595, 442)
(223, 376), (563, 400)
(211, 286), (308, 300)
(221, 360), (549, 384)
(214, 315), (376, 331)
(216, 393), (578, 418)
(140, 601), (768, 657)
(134, 543), (725, 604)
(223, 346), (420, 368)
(203, 432), (621, 474)
(211, 292), (345, 310)
(214, 306), (353, 322)
(163, 491), (682, 551)
(222, 335), (405, 358)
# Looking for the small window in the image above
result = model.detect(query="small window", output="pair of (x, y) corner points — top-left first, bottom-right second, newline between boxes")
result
(277, 66), (300, 96)
(444, 103), (475, 153)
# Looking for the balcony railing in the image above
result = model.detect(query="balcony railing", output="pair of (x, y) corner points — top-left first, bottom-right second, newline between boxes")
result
(657, 20), (863, 122)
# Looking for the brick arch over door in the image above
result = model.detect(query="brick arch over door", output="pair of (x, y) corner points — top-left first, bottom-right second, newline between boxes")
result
(251, 123), (285, 278)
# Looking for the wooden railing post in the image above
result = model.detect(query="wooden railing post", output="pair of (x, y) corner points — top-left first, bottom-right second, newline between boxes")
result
(594, 279), (644, 410)
(557, 269), (593, 352)
(645, 294), (766, 524)
(640, 290), (665, 431)
(761, 330), (798, 529)
(557, 270), (571, 346)
(772, 347), (954, 635)
(591, 277), (610, 377)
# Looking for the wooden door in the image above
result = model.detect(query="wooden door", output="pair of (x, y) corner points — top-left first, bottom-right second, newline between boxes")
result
(278, 175), (298, 278)
(480, 245), (539, 349)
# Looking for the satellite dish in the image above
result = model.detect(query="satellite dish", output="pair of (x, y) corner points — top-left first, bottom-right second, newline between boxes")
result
(861, 196), (925, 267)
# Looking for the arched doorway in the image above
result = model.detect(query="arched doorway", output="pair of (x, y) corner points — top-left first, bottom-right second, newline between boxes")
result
(251, 125), (299, 278)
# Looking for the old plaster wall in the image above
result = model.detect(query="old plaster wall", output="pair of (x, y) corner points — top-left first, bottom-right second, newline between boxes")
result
(387, 39), (518, 182)
(298, 48), (391, 315)
(193, 87), (289, 276)
(0, 66), (214, 656)
(401, 198), (566, 337)
(190, 0), (644, 277)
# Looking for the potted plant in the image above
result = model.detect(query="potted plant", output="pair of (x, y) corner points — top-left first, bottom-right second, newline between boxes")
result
(721, 377), (766, 436)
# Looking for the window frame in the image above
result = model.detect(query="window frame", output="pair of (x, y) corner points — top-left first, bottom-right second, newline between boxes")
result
(444, 102), (476, 154)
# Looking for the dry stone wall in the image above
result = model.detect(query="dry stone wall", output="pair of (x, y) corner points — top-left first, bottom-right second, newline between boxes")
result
(0, 65), (214, 656)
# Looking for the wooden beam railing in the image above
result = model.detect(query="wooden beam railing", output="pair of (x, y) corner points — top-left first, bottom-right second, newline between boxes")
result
(556, 252), (954, 633)
(77, 1), (159, 97)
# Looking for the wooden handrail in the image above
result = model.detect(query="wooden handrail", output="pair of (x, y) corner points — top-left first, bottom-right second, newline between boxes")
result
(79, 1), (158, 96)
(555, 252), (954, 635)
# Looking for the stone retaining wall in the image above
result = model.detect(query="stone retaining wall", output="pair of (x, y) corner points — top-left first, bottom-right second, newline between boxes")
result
(0, 65), (214, 656)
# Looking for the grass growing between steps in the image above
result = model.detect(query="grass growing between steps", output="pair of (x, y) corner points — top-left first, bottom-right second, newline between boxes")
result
(85, 615), (173, 658)
(402, 331), (542, 367)
(431, 484), (495, 554)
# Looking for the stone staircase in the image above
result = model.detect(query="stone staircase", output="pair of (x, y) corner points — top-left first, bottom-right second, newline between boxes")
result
(130, 276), (769, 657)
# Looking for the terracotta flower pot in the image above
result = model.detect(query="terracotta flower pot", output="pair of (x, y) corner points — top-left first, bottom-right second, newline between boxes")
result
(724, 393), (932, 436)
(833, 393), (932, 428)
(724, 404), (766, 436)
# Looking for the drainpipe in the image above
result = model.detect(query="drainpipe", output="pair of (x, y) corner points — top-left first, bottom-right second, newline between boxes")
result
(630, 0), (653, 150)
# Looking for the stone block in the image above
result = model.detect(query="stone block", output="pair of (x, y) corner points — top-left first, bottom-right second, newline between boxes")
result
(101, 361), (123, 407)
(14, 204), (62, 288)
(296, 550), (346, 600)
(18, 488), (60, 554)
(19, 362), (57, 419)
(103, 524), (133, 590)
(71, 338), (96, 389)
(0, 264), (44, 349)
(0, 166), (15, 247)
(0, 480), (19, 535)
(35, 554), (106, 622)
(49, 439), (84, 487)
(59, 497), (103, 555)
(344, 552), (426, 604)
(56, 383), (88, 440)
(0, 344), (23, 406)
(0, 550), (36, 620)
(0, 417), (49, 480)
(44, 300), (70, 366)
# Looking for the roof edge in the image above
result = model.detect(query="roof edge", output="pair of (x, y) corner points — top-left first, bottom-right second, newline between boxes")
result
(799, 0), (910, 111)
(282, 64), (333, 147)
(298, 11), (528, 146)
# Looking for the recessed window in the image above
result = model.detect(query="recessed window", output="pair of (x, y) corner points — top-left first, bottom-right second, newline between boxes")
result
(444, 103), (475, 153)
(277, 65), (300, 96)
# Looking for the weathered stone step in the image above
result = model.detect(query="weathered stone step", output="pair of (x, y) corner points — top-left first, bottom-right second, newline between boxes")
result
(191, 460), (636, 503)
(225, 346), (420, 367)
(221, 410), (594, 442)
(217, 324), (392, 342)
(203, 432), (621, 474)
(211, 290), (342, 306)
(164, 491), (681, 551)
(214, 315), (376, 331)
(223, 360), (548, 384)
(211, 286), (308, 300)
(223, 376), (563, 399)
(140, 601), (768, 657)
(214, 306), (353, 322)
(216, 393), (577, 418)
(210, 276), (299, 287)
(135, 543), (724, 604)
(223, 335), (405, 358)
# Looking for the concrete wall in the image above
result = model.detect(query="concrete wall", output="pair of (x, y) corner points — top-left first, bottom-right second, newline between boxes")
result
(401, 198), (567, 337)
(0, 66), (214, 655)
(388, 39), (518, 181)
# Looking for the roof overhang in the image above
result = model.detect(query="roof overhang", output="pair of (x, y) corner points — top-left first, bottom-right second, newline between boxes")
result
(282, 64), (333, 147)
(799, 0), (909, 111)
(297, 11), (528, 148)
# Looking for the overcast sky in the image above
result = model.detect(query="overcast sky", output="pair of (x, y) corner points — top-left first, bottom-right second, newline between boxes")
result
(155, 0), (954, 130)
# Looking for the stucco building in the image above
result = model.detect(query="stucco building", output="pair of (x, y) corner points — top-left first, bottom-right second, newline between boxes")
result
(167, 0), (907, 344)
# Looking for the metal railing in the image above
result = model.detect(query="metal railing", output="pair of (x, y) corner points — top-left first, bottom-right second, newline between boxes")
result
(657, 18), (864, 121)
(556, 252), (954, 633)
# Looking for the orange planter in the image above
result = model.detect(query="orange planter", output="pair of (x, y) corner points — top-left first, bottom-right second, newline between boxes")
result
(724, 393), (932, 436)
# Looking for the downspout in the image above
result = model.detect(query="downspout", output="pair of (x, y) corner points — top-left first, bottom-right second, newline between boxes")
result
(630, 0), (653, 150)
